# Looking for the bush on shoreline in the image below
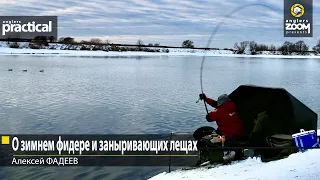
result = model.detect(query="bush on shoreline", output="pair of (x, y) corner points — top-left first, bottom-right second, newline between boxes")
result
(29, 43), (41, 49)
(9, 43), (20, 48)
(80, 46), (90, 50)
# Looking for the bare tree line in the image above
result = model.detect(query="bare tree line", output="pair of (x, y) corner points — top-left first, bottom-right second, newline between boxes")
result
(233, 40), (312, 55)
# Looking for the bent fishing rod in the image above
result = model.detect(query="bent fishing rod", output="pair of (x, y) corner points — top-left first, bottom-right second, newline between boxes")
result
(197, 3), (276, 115)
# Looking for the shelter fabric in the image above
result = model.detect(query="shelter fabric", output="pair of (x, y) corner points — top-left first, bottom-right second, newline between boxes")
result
(229, 85), (317, 136)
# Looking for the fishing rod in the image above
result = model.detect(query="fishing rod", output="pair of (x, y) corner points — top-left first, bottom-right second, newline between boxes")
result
(197, 3), (276, 115)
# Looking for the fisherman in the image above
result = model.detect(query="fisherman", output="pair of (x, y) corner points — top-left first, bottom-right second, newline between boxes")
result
(196, 93), (247, 165)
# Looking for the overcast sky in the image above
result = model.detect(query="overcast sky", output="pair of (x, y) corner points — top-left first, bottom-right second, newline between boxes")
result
(1, 0), (319, 48)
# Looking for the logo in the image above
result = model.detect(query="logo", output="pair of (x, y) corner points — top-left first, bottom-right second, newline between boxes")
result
(291, 4), (304, 17)
(284, 0), (313, 37)
(285, 19), (310, 33)
(0, 16), (57, 40)
(2, 20), (52, 36)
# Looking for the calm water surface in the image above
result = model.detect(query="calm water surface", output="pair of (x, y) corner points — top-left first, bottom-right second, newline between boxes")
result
(0, 55), (319, 180)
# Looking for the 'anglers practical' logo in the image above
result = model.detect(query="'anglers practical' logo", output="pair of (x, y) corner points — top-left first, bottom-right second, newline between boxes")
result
(284, 0), (313, 37)
(0, 16), (57, 40)
(2, 20), (52, 36)
(291, 4), (305, 17)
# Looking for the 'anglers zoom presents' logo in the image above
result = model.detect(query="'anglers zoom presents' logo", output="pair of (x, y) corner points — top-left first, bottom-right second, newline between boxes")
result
(291, 4), (305, 17)
(284, 0), (312, 37)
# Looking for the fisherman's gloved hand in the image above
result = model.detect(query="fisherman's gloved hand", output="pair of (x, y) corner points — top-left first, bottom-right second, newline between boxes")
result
(206, 114), (211, 122)
(199, 93), (206, 101)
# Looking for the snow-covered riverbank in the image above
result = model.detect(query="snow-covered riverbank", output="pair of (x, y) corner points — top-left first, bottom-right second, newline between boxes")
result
(150, 149), (320, 180)
(1, 42), (320, 59)
(151, 131), (320, 180)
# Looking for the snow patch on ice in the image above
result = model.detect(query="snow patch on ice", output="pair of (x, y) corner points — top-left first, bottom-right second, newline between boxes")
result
(150, 149), (320, 180)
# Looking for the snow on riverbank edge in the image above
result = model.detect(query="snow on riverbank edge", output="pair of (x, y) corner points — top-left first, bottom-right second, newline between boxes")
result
(1, 47), (320, 59)
(149, 149), (320, 180)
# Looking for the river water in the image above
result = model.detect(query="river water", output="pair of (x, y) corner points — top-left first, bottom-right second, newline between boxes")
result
(0, 55), (319, 179)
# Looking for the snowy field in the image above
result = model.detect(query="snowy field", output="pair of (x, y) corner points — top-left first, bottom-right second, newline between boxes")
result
(1, 41), (320, 59)
(150, 149), (320, 180)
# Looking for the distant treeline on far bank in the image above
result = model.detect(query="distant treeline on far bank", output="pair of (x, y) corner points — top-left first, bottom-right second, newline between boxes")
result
(2, 36), (320, 55)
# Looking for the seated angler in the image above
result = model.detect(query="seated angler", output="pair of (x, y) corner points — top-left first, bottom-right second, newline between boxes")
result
(196, 93), (247, 165)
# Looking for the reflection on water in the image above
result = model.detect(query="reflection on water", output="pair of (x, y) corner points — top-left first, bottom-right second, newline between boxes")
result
(0, 55), (319, 179)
